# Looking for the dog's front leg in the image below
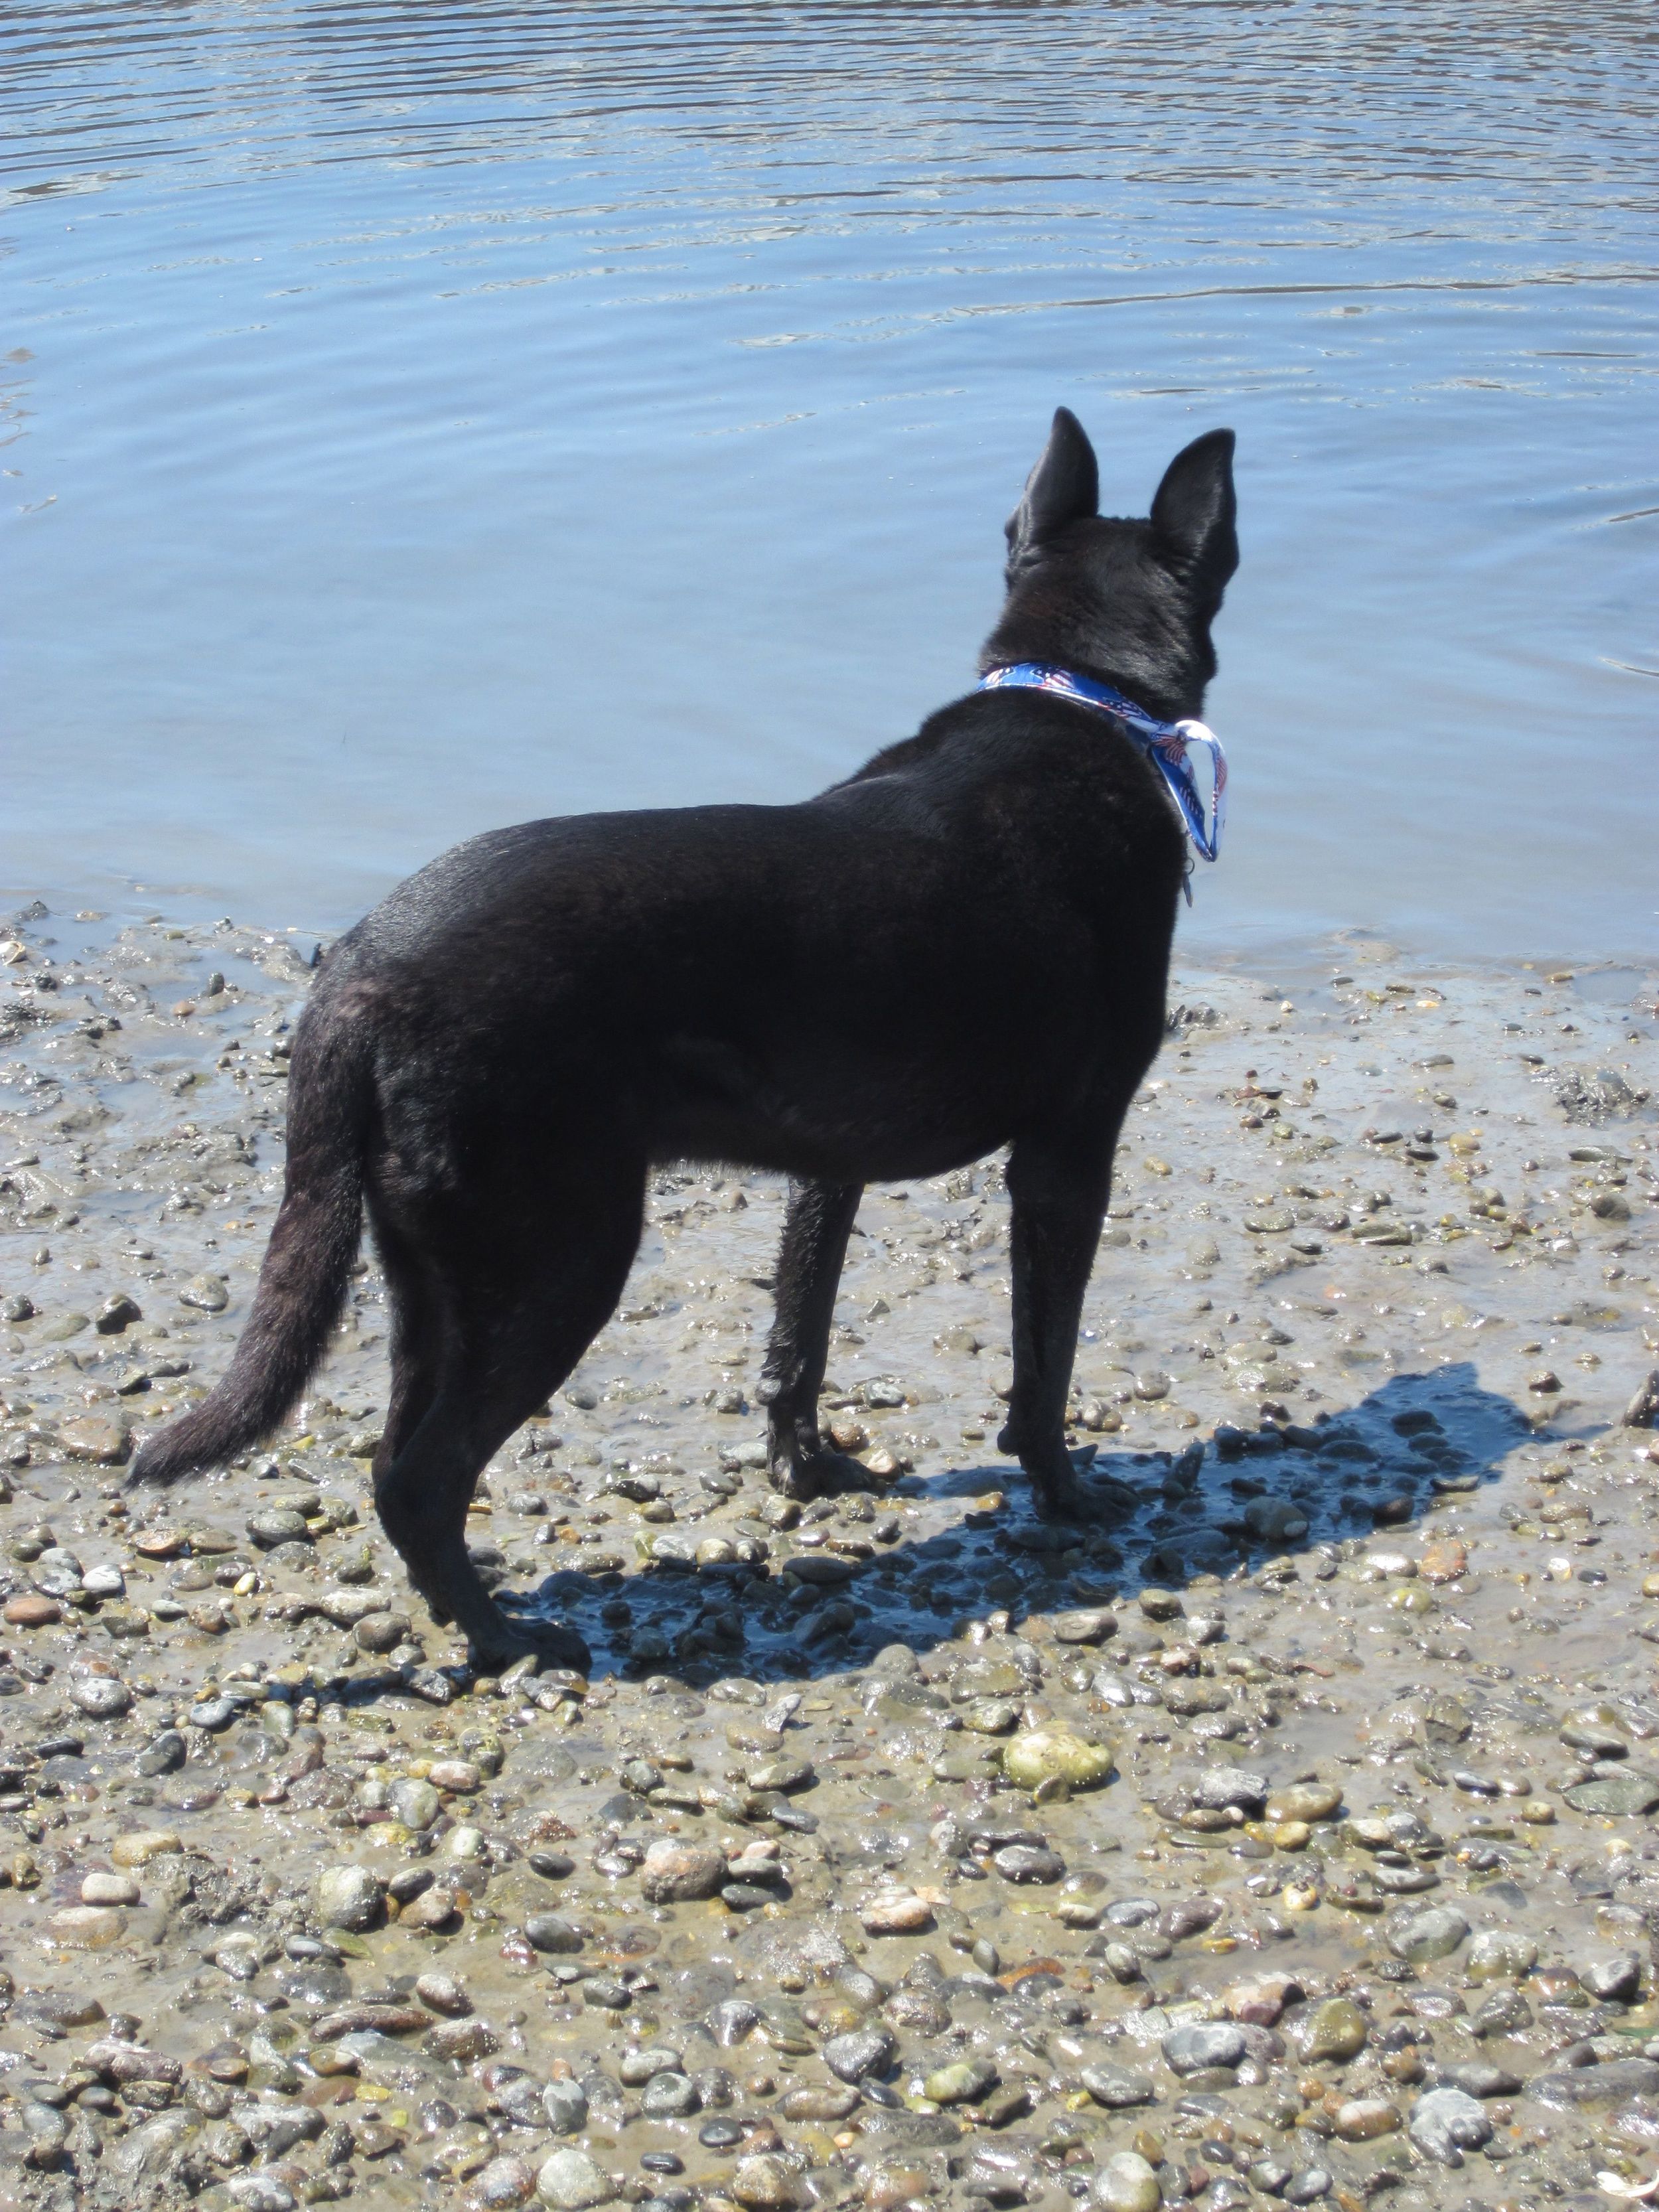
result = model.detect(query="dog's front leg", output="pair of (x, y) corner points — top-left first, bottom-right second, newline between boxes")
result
(757, 1177), (864, 1499)
(999, 1130), (1118, 1520)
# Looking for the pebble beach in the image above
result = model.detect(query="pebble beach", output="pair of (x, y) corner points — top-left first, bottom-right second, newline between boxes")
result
(0, 903), (1656, 2212)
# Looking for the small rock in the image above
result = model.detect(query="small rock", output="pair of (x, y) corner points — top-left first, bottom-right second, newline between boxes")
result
(110, 1829), (182, 1869)
(1386, 1905), (1469, 1963)
(1295, 1997), (1367, 2062)
(1093, 2153), (1161, 2212)
(993, 1844), (1066, 1883)
(640, 1841), (727, 1903)
(1052, 1609), (1117, 1645)
(1563, 1771), (1659, 1816)
(316, 1865), (383, 1932)
(69, 1675), (132, 1718)
(131, 1528), (186, 1559)
(388, 1778), (441, 1830)
(1162, 2022), (1246, 2075)
(619, 2046), (683, 2085)
(1331, 2097), (1398, 2140)
(824, 2026), (895, 2082)
(3, 1594), (60, 1627)
(729, 2155), (801, 2211)
(313, 2001), (430, 2039)
(859, 1891), (933, 1935)
(475, 2157), (539, 2210)
(923, 2058), (996, 2105)
(413, 1972), (470, 2016)
(524, 1913), (583, 1954)
(707, 1999), (761, 2045)
(1423, 1692), (1472, 1743)
(536, 2148), (616, 2211)
(1196, 1767), (1268, 1812)
(59, 1414), (131, 1465)
(1419, 1539), (1468, 1584)
(81, 1872), (140, 1906)
(1465, 1930), (1538, 1982)
(779, 2084), (859, 2122)
(865, 2162), (933, 2211)
(640, 2071), (699, 2118)
(427, 2018), (498, 2064)
(96, 1295), (143, 1336)
(542, 2080), (589, 2135)
(1160, 1895), (1224, 1941)
(999, 1728), (1114, 1792)
(1528, 2058), (1659, 2106)
(353, 1611), (409, 1654)
(1282, 2172), (1332, 2205)
(48, 1905), (125, 1949)
(1579, 1950), (1642, 2002)
(135, 1734), (186, 1787)
(784, 1554), (856, 1584)
(1436, 2062), (1522, 2099)
(1408, 2087), (1492, 2166)
(248, 1508), (311, 1549)
(746, 1756), (815, 1793)
(1079, 2064), (1156, 2108)
(1245, 1497), (1307, 1544)
(725, 1876), (783, 1911)
(180, 1274), (230, 1313)
(1263, 1781), (1341, 1824)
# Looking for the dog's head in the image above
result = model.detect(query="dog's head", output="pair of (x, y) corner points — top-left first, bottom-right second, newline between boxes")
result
(983, 409), (1238, 719)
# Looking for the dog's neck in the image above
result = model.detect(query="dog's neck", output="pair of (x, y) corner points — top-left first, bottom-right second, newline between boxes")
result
(977, 623), (1210, 726)
(977, 579), (1215, 725)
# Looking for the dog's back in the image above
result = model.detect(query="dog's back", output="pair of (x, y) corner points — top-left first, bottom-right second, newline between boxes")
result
(303, 691), (1178, 1192)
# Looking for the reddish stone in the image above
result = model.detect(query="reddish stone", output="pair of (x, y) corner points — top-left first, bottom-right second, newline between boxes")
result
(4, 1594), (60, 1627)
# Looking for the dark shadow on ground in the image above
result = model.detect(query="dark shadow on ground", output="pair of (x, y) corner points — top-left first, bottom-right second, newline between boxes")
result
(494, 1359), (1531, 1688)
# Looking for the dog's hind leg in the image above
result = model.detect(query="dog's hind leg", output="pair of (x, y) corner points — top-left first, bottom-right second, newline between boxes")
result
(999, 1114), (1127, 1521)
(372, 1155), (646, 1671)
(758, 1178), (865, 1500)
(368, 1221), (451, 1623)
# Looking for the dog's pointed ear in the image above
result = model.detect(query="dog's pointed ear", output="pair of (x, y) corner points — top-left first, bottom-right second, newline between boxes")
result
(1006, 407), (1099, 561)
(1150, 428), (1238, 600)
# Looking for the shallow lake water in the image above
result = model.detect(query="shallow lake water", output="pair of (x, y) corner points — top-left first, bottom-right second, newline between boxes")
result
(4, 1), (1657, 958)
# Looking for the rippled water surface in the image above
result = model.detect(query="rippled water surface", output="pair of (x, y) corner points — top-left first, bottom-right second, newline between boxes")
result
(5, 2), (1656, 956)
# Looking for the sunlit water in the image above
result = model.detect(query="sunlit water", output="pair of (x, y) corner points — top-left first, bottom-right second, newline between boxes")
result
(5, 2), (1656, 960)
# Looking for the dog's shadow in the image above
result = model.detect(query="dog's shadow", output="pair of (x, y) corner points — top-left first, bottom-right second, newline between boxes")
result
(504, 1360), (1534, 1688)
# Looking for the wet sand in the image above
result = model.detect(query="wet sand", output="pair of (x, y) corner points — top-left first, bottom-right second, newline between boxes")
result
(0, 904), (1656, 2212)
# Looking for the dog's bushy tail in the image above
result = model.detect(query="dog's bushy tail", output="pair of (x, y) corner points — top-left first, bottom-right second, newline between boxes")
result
(130, 1005), (371, 1488)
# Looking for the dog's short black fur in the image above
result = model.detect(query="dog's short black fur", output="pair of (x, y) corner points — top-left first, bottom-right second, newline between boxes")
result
(132, 410), (1238, 1671)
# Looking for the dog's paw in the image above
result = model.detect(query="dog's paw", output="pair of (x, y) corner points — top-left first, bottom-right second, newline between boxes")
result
(768, 1447), (875, 1501)
(410, 1582), (456, 1629)
(1030, 1473), (1090, 1522)
(473, 1603), (591, 1676)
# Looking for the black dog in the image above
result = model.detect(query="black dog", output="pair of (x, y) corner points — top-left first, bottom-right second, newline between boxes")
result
(132, 409), (1237, 1671)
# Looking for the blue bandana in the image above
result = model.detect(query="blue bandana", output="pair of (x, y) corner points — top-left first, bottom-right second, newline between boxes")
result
(977, 660), (1228, 871)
